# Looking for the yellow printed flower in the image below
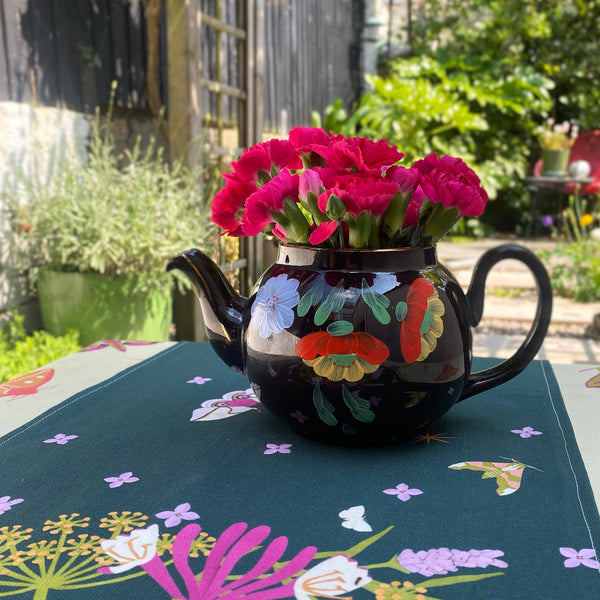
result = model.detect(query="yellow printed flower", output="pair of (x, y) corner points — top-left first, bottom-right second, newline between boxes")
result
(580, 213), (594, 227)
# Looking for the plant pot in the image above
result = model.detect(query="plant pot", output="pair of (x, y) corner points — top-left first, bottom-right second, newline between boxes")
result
(37, 271), (172, 346)
(541, 148), (570, 177)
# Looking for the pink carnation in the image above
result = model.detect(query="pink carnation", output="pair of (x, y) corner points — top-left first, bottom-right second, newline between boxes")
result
(210, 180), (258, 236)
(231, 138), (302, 184)
(242, 169), (300, 235)
(412, 153), (488, 217)
(317, 137), (404, 172)
(288, 126), (336, 153)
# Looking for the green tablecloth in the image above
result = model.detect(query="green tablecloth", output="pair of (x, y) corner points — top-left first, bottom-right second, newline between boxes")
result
(1, 342), (599, 599)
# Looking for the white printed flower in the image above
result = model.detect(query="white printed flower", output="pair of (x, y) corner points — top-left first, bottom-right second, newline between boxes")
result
(100, 524), (159, 574)
(294, 555), (371, 600)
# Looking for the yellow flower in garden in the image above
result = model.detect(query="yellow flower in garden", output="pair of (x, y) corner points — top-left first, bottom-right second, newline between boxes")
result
(580, 213), (594, 227)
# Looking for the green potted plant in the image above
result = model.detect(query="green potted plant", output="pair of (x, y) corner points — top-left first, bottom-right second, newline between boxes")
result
(536, 118), (579, 177)
(7, 113), (218, 346)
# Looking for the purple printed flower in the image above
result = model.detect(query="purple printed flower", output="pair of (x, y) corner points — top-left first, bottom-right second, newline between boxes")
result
(187, 376), (212, 385)
(264, 443), (292, 454)
(383, 483), (423, 501)
(156, 503), (200, 528)
(511, 426), (542, 438)
(397, 547), (508, 576)
(43, 433), (78, 445)
(0, 496), (24, 515)
(104, 472), (139, 488)
(291, 410), (308, 423)
(560, 547), (600, 569)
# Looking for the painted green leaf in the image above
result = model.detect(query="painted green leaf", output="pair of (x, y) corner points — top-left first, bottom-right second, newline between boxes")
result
(361, 279), (391, 324)
(396, 301), (408, 321)
(297, 274), (326, 317)
(420, 308), (435, 334)
(314, 280), (346, 326)
(342, 385), (376, 423)
(313, 383), (338, 426)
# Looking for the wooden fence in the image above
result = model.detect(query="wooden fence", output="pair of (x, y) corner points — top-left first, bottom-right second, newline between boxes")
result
(0, 0), (364, 130)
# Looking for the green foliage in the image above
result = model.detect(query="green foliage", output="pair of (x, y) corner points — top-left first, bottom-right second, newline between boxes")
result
(413, 0), (600, 130)
(347, 56), (552, 203)
(540, 240), (600, 302)
(7, 111), (220, 292)
(0, 313), (80, 383)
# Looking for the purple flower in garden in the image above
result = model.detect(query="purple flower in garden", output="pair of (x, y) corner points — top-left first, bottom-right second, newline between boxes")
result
(397, 547), (508, 576)
(511, 426), (542, 438)
(104, 472), (139, 488)
(560, 547), (600, 569)
(155, 503), (200, 528)
(187, 376), (212, 385)
(264, 443), (292, 454)
(99, 522), (317, 600)
(0, 496), (24, 515)
(541, 215), (554, 227)
(43, 433), (78, 445)
(383, 483), (423, 501)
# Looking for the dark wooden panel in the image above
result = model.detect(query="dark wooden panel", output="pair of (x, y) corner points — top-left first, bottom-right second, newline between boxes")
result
(108, 0), (130, 106)
(90, 0), (115, 108)
(0, 1), (11, 100)
(127, 0), (146, 108)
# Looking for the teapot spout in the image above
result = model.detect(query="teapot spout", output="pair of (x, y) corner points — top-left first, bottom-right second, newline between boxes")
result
(167, 249), (248, 373)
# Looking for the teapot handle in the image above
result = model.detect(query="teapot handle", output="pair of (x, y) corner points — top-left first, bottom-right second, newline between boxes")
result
(460, 244), (553, 400)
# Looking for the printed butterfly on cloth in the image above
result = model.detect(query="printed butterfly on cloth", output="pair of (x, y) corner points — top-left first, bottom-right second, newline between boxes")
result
(339, 505), (372, 532)
(449, 460), (533, 496)
(0, 368), (54, 399)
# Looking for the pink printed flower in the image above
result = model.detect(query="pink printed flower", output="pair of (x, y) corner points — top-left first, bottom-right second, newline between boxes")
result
(560, 547), (600, 569)
(413, 153), (488, 217)
(99, 522), (318, 600)
(264, 443), (292, 454)
(383, 483), (423, 502)
(104, 472), (139, 488)
(511, 426), (542, 438)
(155, 503), (200, 528)
(43, 433), (78, 445)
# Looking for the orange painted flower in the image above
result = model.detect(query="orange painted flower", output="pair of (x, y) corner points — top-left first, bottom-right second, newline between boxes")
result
(400, 278), (445, 364)
(295, 321), (389, 382)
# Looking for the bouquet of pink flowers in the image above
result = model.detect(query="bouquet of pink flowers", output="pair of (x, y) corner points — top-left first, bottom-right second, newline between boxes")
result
(210, 127), (488, 249)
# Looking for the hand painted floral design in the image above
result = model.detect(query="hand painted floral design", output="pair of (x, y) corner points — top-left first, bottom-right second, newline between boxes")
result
(264, 443), (292, 454)
(104, 472), (139, 488)
(383, 483), (423, 501)
(155, 503), (200, 528)
(295, 320), (389, 382)
(559, 547), (600, 569)
(294, 555), (371, 600)
(0, 495), (23, 515)
(190, 388), (260, 421)
(511, 426), (542, 438)
(397, 547), (508, 576)
(398, 278), (445, 364)
(100, 521), (317, 600)
(43, 433), (78, 444)
(251, 273), (300, 337)
(187, 376), (212, 385)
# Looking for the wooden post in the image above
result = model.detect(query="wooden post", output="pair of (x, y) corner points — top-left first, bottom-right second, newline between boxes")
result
(165, 0), (202, 167)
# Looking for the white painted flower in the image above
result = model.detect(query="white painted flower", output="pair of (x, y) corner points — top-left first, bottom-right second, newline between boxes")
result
(100, 524), (159, 574)
(251, 274), (300, 337)
(294, 555), (372, 600)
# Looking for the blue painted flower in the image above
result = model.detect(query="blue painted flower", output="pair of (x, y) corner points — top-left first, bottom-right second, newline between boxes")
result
(251, 274), (300, 337)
